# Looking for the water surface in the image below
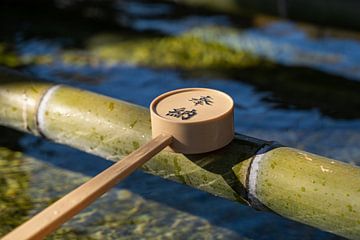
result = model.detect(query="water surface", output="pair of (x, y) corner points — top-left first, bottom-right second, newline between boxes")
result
(0, 1), (359, 239)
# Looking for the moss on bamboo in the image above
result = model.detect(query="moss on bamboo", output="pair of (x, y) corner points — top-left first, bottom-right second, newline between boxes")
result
(1, 78), (360, 239)
(0, 72), (52, 135)
(36, 85), (259, 204)
(255, 147), (360, 239)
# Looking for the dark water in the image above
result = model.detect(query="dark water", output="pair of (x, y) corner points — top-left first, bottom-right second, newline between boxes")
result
(0, 0), (359, 239)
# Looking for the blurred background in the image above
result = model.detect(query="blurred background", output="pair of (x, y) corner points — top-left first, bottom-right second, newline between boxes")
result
(0, 0), (359, 239)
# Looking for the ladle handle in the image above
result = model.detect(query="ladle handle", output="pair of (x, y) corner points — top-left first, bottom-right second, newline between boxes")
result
(2, 134), (172, 240)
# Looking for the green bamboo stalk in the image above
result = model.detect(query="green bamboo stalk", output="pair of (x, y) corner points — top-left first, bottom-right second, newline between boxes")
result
(0, 69), (359, 239)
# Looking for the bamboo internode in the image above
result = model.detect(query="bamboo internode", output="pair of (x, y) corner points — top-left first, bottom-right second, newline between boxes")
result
(0, 69), (359, 239)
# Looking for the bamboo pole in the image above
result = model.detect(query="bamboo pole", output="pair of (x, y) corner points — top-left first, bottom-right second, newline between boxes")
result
(0, 69), (359, 239)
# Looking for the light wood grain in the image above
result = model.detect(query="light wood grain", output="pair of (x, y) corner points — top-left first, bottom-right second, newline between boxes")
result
(2, 134), (172, 240)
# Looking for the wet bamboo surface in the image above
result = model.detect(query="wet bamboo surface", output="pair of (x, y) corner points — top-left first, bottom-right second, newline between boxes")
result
(0, 69), (359, 239)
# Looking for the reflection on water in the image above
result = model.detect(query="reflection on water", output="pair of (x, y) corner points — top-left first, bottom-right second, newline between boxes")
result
(0, 147), (32, 236)
(0, 0), (359, 239)
(0, 145), (244, 239)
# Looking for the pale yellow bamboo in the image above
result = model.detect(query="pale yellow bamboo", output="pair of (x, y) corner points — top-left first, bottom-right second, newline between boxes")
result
(1, 69), (360, 239)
